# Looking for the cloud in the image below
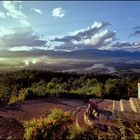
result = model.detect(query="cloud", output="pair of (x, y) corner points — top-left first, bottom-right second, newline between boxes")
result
(3, 1), (25, 18)
(2, 1), (30, 26)
(73, 29), (115, 47)
(53, 22), (140, 52)
(0, 11), (6, 18)
(53, 21), (115, 51)
(0, 26), (15, 37)
(131, 30), (140, 36)
(133, 26), (140, 30)
(53, 22), (110, 42)
(31, 8), (43, 15)
(0, 26), (47, 50)
(110, 41), (140, 52)
(52, 7), (66, 18)
(130, 25), (140, 36)
(20, 20), (30, 26)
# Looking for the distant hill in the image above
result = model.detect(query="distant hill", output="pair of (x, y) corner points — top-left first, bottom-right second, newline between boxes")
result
(50, 49), (140, 59)
(22, 49), (140, 59)
(1, 49), (140, 60)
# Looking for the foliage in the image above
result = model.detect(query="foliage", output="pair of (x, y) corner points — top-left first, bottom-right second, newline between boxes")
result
(24, 108), (98, 140)
(8, 93), (25, 105)
(116, 118), (140, 140)
(24, 108), (73, 140)
(99, 118), (140, 140)
(70, 126), (97, 140)
(0, 69), (139, 104)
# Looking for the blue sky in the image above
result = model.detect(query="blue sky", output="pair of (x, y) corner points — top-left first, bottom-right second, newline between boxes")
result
(0, 1), (140, 52)
(22, 1), (140, 39)
(21, 1), (140, 40)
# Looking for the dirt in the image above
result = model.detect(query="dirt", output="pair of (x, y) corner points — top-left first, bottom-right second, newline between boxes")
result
(0, 116), (24, 139)
(0, 97), (85, 139)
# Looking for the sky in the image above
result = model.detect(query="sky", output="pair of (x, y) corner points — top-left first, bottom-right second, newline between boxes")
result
(0, 1), (140, 69)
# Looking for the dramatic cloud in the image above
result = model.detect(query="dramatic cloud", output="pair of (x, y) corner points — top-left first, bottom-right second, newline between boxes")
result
(2, 1), (30, 26)
(54, 22), (109, 42)
(31, 8), (43, 15)
(53, 21), (115, 51)
(52, 7), (66, 18)
(73, 29), (115, 47)
(0, 11), (6, 18)
(0, 26), (47, 50)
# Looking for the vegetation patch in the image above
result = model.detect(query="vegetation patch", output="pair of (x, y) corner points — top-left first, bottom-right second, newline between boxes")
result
(0, 69), (139, 105)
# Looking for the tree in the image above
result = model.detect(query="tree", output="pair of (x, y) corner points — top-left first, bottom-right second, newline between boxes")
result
(104, 79), (119, 99)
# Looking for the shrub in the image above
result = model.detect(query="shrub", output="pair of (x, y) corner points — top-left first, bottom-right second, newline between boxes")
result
(70, 125), (84, 139)
(8, 93), (26, 105)
(24, 108), (98, 140)
(99, 118), (140, 140)
(70, 126), (97, 140)
(24, 108), (73, 140)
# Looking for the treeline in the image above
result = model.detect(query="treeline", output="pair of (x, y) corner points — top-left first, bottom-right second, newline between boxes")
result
(0, 69), (139, 104)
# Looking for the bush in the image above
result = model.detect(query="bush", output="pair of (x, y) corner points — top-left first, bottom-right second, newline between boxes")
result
(8, 93), (26, 105)
(24, 108), (73, 140)
(70, 125), (84, 139)
(70, 126), (97, 140)
(99, 118), (140, 140)
(24, 108), (98, 140)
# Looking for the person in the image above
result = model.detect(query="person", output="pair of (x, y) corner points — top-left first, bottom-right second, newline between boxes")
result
(86, 100), (99, 119)
(86, 102), (91, 117)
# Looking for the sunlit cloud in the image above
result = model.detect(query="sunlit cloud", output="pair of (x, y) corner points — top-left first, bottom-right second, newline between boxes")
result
(2, 1), (30, 26)
(52, 7), (66, 18)
(53, 21), (115, 51)
(72, 29), (115, 47)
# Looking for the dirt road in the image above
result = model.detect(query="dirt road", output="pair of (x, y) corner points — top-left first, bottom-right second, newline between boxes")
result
(0, 97), (86, 139)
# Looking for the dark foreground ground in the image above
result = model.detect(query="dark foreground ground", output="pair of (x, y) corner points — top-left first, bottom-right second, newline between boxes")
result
(1, 97), (139, 139)
(0, 98), (86, 139)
